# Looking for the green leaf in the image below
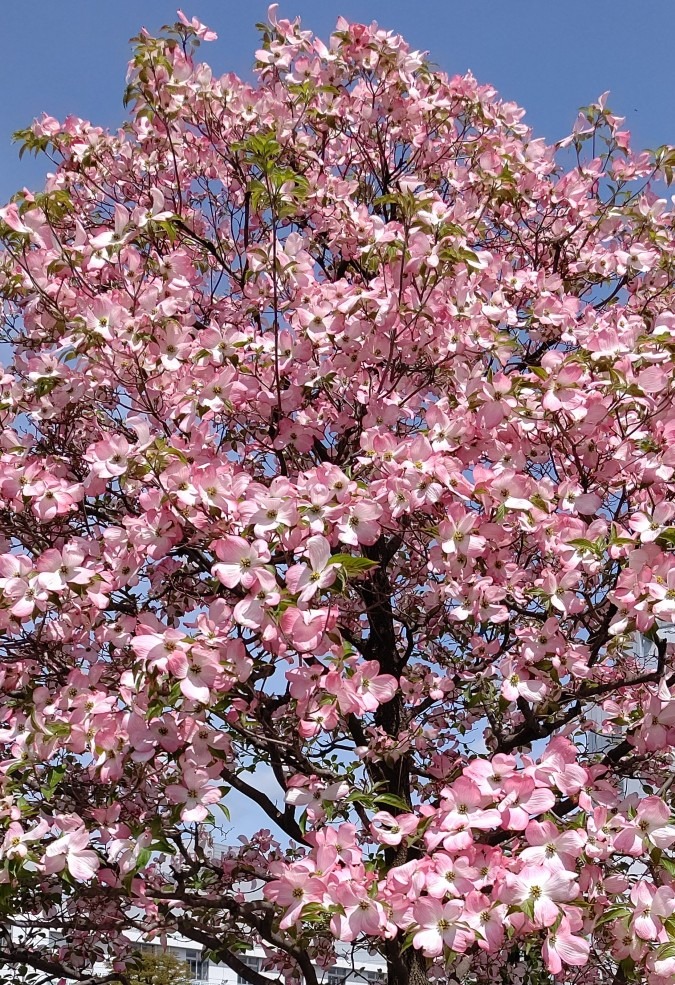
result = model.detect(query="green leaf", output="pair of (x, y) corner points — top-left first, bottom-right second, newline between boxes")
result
(328, 554), (379, 575)
(373, 792), (411, 812)
(656, 527), (675, 545)
(166, 446), (189, 463)
(40, 763), (67, 799)
(567, 538), (601, 554)
(215, 802), (231, 821)
(594, 905), (631, 929)
(299, 902), (326, 922)
(519, 898), (535, 921)
(134, 847), (152, 870)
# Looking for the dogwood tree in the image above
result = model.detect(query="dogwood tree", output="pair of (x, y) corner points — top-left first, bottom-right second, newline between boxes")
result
(2, 8), (675, 985)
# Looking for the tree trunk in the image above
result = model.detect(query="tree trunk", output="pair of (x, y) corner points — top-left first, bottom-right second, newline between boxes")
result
(385, 941), (428, 985)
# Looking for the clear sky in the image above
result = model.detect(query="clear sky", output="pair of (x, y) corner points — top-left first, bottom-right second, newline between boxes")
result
(1, 1), (675, 204)
(1, 1), (672, 838)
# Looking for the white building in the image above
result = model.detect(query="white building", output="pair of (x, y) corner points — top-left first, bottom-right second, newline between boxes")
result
(5, 839), (387, 985)
(585, 625), (675, 796)
(125, 935), (385, 985)
(26, 929), (385, 985)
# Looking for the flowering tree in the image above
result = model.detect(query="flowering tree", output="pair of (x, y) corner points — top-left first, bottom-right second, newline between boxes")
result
(3, 8), (675, 985)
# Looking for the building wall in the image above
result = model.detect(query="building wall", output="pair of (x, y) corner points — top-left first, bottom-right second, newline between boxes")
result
(97, 935), (386, 985)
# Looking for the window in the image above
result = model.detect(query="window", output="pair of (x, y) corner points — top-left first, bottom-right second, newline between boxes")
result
(237, 954), (261, 984)
(326, 969), (351, 985)
(138, 943), (159, 955)
(325, 965), (383, 984)
(182, 948), (209, 981)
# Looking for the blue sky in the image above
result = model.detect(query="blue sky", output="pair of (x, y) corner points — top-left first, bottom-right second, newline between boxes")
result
(1, 2), (674, 203)
(1, 1), (672, 837)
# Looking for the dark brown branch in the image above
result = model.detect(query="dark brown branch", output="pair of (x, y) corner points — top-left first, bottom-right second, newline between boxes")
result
(0, 947), (126, 985)
(219, 765), (307, 845)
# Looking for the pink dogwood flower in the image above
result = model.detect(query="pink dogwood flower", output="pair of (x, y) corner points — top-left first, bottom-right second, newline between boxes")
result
(542, 918), (590, 973)
(44, 827), (100, 881)
(503, 865), (577, 927)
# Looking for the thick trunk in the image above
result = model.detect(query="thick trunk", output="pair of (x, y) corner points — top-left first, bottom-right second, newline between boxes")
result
(385, 942), (428, 985)
(360, 539), (429, 985)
